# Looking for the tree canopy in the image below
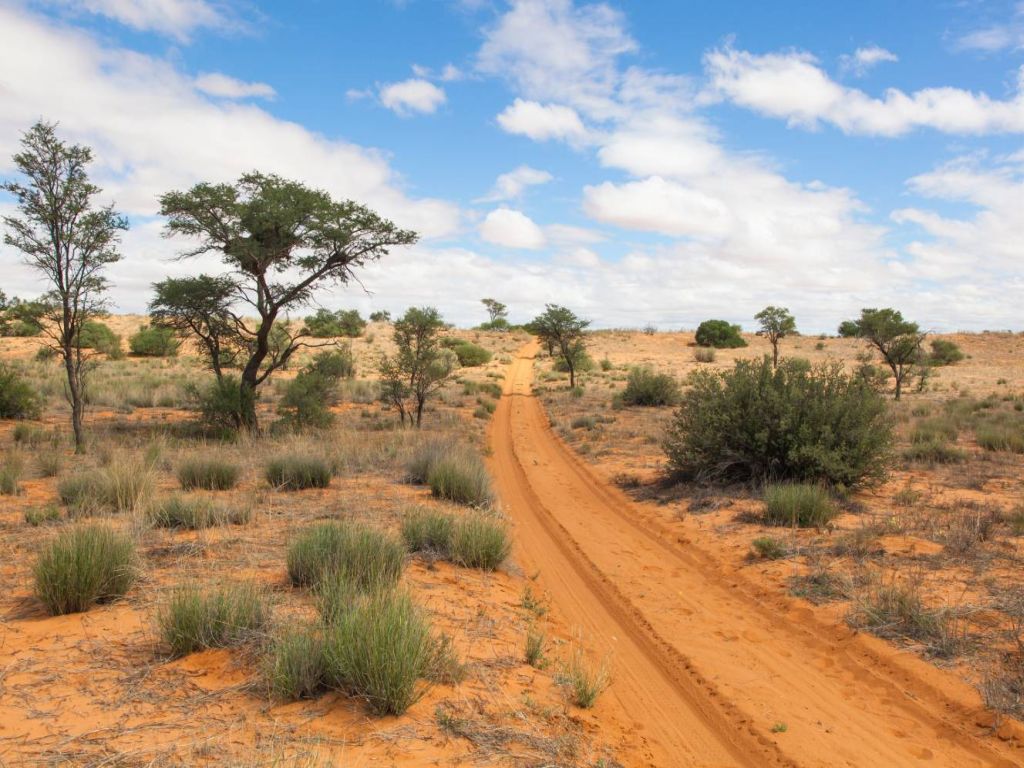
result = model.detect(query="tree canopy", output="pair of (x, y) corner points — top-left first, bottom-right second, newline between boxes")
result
(846, 308), (925, 400)
(529, 305), (590, 388)
(754, 306), (797, 367)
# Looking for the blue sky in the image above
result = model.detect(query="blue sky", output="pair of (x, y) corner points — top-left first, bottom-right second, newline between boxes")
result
(1, 0), (1023, 331)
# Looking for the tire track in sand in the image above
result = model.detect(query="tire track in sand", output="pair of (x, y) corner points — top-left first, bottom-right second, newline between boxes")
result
(488, 340), (1023, 768)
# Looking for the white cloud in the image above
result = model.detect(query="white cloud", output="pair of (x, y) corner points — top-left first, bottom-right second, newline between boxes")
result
(45, 0), (242, 41)
(378, 78), (447, 116)
(478, 207), (547, 249)
(0, 5), (460, 312)
(194, 72), (275, 100)
(839, 45), (898, 76)
(955, 4), (1024, 52)
(496, 99), (590, 142)
(479, 165), (553, 201)
(704, 45), (1024, 136)
(583, 176), (733, 238)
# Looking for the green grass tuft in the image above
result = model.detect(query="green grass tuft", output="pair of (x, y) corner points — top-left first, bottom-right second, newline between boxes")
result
(158, 583), (268, 657)
(34, 524), (136, 615)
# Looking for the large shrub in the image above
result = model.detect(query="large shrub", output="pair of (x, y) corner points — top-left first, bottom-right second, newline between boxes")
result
(695, 319), (747, 349)
(0, 363), (43, 419)
(452, 342), (492, 367)
(664, 357), (893, 487)
(305, 308), (366, 338)
(620, 366), (681, 407)
(194, 375), (256, 433)
(928, 339), (964, 366)
(78, 320), (123, 358)
(276, 349), (354, 429)
(129, 325), (179, 357)
(34, 524), (136, 615)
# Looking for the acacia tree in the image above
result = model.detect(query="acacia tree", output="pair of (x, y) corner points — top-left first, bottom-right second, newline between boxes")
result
(158, 172), (417, 429)
(2, 122), (127, 452)
(481, 298), (508, 327)
(530, 304), (590, 388)
(847, 308), (925, 400)
(378, 306), (458, 427)
(754, 305), (797, 368)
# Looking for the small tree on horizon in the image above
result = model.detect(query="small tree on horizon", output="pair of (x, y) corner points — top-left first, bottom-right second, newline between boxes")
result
(529, 304), (590, 388)
(1, 122), (127, 453)
(846, 308), (925, 400)
(158, 172), (417, 430)
(378, 306), (458, 427)
(481, 298), (508, 329)
(754, 306), (797, 368)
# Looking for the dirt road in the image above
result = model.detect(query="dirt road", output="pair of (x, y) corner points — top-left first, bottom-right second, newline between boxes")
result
(489, 340), (1023, 768)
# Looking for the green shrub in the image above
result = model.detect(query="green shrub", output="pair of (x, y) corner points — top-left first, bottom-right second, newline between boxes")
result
(177, 457), (241, 490)
(158, 583), (268, 657)
(305, 308), (366, 338)
(34, 524), (136, 615)
(976, 423), (1024, 453)
(693, 347), (716, 363)
(664, 357), (893, 487)
(194, 375), (255, 433)
(427, 454), (494, 507)
(128, 325), (179, 357)
(571, 415), (597, 430)
(553, 353), (595, 373)
(306, 348), (356, 380)
(763, 484), (835, 528)
(322, 589), (433, 715)
(287, 521), (405, 591)
(837, 320), (861, 338)
(150, 495), (246, 529)
(277, 349), (356, 430)
(911, 418), (958, 444)
(620, 366), (680, 407)
(266, 625), (326, 700)
(903, 440), (967, 464)
(599, 357), (613, 371)
(928, 339), (964, 366)
(77, 321), (122, 358)
(0, 363), (43, 419)
(265, 454), (332, 490)
(452, 342), (492, 367)
(401, 508), (455, 554)
(695, 320), (747, 349)
(449, 513), (510, 570)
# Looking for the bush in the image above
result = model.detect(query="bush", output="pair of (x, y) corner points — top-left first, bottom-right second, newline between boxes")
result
(77, 320), (122, 358)
(553, 352), (595, 373)
(763, 484), (836, 528)
(177, 457), (241, 490)
(428, 454), (494, 506)
(664, 357), (893, 487)
(401, 508), (455, 554)
(620, 366), (680, 407)
(266, 625), (326, 700)
(695, 320), (747, 349)
(322, 589), (433, 715)
(158, 583), (268, 657)
(265, 454), (332, 490)
(194, 376), (255, 433)
(129, 325), (179, 357)
(34, 524), (136, 615)
(976, 423), (1024, 453)
(306, 348), (356, 380)
(450, 513), (510, 570)
(150, 495), (247, 529)
(693, 347), (716, 363)
(452, 342), (492, 367)
(277, 349), (356, 429)
(305, 308), (366, 338)
(287, 521), (405, 591)
(928, 339), (964, 366)
(0, 363), (43, 419)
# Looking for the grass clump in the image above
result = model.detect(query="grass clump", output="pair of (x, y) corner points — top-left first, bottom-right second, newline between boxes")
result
(266, 625), (326, 700)
(450, 513), (510, 570)
(559, 645), (609, 709)
(322, 589), (434, 715)
(763, 483), (835, 528)
(847, 580), (962, 657)
(265, 454), (332, 490)
(34, 524), (136, 615)
(287, 521), (405, 591)
(750, 536), (788, 560)
(0, 452), (25, 496)
(976, 423), (1024, 454)
(911, 418), (958, 444)
(405, 438), (455, 484)
(158, 583), (268, 657)
(664, 357), (893, 487)
(150, 495), (247, 529)
(177, 457), (241, 490)
(619, 366), (681, 407)
(57, 460), (155, 516)
(525, 626), (547, 668)
(427, 453), (493, 507)
(25, 505), (61, 526)
(693, 347), (716, 363)
(902, 440), (967, 464)
(401, 507), (455, 555)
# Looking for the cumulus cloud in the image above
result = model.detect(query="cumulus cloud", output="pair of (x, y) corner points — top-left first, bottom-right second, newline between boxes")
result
(704, 45), (1024, 136)
(0, 5), (460, 311)
(496, 99), (590, 142)
(44, 0), (244, 41)
(839, 45), (898, 76)
(955, 4), (1024, 52)
(478, 208), (547, 249)
(479, 165), (553, 201)
(194, 73), (275, 100)
(378, 78), (447, 116)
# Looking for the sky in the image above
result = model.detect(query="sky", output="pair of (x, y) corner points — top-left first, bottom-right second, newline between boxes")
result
(1, 0), (1023, 332)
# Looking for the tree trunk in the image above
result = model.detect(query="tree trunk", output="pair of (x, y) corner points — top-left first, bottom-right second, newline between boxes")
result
(415, 397), (425, 428)
(894, 375), (902, 401)
(238, 378), (259, 431)
(568, 363), (576, 389)
(63, 345), (86, 454)
(772, 343), (779, 368)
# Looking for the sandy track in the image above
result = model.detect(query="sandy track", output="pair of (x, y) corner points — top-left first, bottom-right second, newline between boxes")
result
(489, 341), (1023, 768)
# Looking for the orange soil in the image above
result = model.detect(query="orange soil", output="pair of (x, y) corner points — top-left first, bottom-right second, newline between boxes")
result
(490, 339), (1024, 767)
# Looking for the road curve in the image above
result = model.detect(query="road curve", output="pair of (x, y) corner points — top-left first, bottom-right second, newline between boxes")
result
(488, 340), (1023, 768)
